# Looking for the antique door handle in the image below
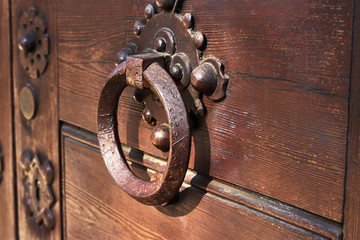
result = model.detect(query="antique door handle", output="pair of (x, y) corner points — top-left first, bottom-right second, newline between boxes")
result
(98, 1), (229, 206)
(98, 53), (190, 205)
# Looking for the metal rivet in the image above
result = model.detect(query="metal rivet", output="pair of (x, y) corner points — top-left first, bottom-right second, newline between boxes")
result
(21, 150), (33, 170)
(156, 0), (175, 11)
(43, 209), (55, 230)
(134, 21), (144, 36)
(115, 48), (134, 66)
(142, 108), (155, 125)
(193, 31), (205, 50)
(144, 4), (155, 19)
(194, 99), (205, 117)
(18, 33), (36, 53)
(182, 13), (193, 28)
(151, 124), (170, 152)
(20, 84), (37, 120)
(23, 197), (33, 216)
(154, 37), (166, 52)
(170, 64), (183, 80)
(190, 63), (217, 95)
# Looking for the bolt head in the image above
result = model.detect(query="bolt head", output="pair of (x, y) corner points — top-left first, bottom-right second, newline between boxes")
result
(182, 13), (193, 28)
(18, 33), (36, 53)
(190, 63), (218, 95)
(193, 32), (205, 50)
(154, 37), (166, 52)
(23, 197), (33, 216)
(151, 124), (170, 152)
(115, 48), (134, 66)
(134, 21), (144, 36)
(170, 64), (183, 80)
(144, 4), (155, 19)
(156, 0), (175, 11)
(142, 108), (155, 125)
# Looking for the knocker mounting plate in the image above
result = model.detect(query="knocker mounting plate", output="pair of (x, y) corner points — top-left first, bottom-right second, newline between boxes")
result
(116, 0), (229, 130)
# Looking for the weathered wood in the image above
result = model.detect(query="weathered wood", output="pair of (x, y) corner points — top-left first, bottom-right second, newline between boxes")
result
(12, 1), (61, 239)
(0, 0), (16, 239)
(343, 0), (360, 238)
(62, 128), (333, 240)
(58, 0), (351, 221)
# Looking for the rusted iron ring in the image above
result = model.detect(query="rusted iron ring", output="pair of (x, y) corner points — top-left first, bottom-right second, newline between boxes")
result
(98, 62), (190, 205)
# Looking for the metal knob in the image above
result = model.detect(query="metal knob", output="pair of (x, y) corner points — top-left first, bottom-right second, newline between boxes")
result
(18, 33), (36, 53)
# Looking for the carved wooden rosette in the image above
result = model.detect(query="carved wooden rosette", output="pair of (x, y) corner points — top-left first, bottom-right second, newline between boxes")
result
(18, 7), (49, 79)
(20, 152), (55, 230)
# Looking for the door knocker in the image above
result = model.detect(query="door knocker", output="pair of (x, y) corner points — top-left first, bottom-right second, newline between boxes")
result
(98, 0), (229, 205)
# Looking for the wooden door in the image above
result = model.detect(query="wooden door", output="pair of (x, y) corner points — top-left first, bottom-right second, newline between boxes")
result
(2, 0), (360, 239)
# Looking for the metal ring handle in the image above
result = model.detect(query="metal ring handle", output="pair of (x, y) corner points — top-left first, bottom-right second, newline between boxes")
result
(97, 61), (190, 205)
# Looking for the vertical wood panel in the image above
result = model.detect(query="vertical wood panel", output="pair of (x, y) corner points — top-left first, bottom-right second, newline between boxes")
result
(343, 0), (360, 238)
(12, 0), (61, 239)
(0, 0), (16, 239)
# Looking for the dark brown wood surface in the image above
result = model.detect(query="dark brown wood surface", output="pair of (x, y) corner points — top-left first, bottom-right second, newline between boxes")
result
(343, 0), (360, 238)
(0, 0), (16, 239)
(58, 0), (352, 221)
(11, 0), (61, 239)
(62, 126), (337, 240)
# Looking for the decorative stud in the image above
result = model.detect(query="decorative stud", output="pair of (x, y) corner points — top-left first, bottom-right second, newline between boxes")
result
(154, 37), (166, 52)
(18, 33), (36, 53)
(193, 31), (205, 50)
(151, 123), (170, 151)
(19, 84), (37, 120)
(181, 13), (193, 29)
(18, 7), (49, 79)
(190, 63), (217, 96)
(156, 0), (175, 11)
(170, 64), (183, 80)
(145, 4), (156, 20)
(134, 21), (144, 36)
(142, 108), (155, 125)
(20, 151), (55, 230)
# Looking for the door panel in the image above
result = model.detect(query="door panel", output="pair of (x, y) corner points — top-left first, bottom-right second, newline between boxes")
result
(58, 0), (351, 221)
(0, 0), (16, 238)
(61, 125), (341, 240)
(11, 0), (61, 238)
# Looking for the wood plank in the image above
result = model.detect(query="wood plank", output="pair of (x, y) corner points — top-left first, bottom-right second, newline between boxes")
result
(343, 0), (360, 238)
(58, 0), (352, 221)
(0, 0), (16, 239)
(62, 124), (343, 240)
(62, 130), (335, 240)
(12, 1), (61, 239)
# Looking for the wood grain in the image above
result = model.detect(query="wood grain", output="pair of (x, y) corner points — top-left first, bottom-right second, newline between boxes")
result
(343, 0), (360, 238)
(62, 123), (343, 239)
(58, 0), (351, 221)
(62, 130), (332, 240)
(12, 1), (61, 239)
(0, 0), (16, 239)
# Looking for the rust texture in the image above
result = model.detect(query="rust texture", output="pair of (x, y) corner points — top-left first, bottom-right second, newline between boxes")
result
(98, 61), (190, 205)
